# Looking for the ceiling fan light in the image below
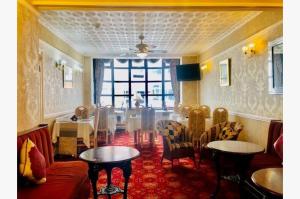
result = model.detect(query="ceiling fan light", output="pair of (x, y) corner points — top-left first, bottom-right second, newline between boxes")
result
(137, 52), (147, 58)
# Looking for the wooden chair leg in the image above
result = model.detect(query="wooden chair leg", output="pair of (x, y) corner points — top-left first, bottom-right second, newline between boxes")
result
(171, 159), (174, 168)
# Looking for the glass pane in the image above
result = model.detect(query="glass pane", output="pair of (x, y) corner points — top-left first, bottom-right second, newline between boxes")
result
(132, 59), (144, 67)
(114, 59), (128, 68)
(115, 83), (129, 95)
(165, 95), (175, 108)
(148, 59), (162, 67)
(131, 82), (145, 96)
(165, 82), (173, 94)
(104, 68), (111, 81)
(148, 69), (162, 81)
(131, 69), (145, 81)
(102, 82), (112, 95)
(148, 82), (162, 94)
(104, 62), (111, 67)
(100, 96), (112, 106)
(148, 96), (162, 108)
(164, 68), (171, 81)
(115, 96), (129, 109)
(114, 69), (128, 81)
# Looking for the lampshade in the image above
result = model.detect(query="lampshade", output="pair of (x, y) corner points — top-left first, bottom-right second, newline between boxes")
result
(137, 52), (147, 59)
(133, 92), (143, 102)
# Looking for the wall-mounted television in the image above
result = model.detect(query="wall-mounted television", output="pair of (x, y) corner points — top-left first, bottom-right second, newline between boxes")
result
(176, 63), (201, 81)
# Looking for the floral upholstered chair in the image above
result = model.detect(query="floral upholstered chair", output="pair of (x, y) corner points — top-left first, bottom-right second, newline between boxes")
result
(199, 121), (243, 159)
(156, 120), (196, 167)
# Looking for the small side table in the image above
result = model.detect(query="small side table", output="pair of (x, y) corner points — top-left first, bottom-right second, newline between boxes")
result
(207, 140), (265, 198)
(251, 168), (283, 197)
(79, 146), (140, 199)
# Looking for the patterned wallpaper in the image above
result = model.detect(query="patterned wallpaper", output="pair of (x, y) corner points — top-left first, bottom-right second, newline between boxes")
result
(17, 2), (41, 132)
(200, 22), (283, 119)
(181, 56), (200, 105)
(40, 41), (84, 118)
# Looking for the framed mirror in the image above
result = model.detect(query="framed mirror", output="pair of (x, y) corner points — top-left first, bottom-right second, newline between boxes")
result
(268, 37), (283, 94)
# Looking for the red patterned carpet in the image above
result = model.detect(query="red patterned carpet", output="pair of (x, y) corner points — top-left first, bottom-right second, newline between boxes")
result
(90, 132), (239, 199)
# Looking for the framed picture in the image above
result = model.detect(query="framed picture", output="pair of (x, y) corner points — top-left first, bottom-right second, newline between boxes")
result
(219, 58), (231, 86)
(268, 37), (283, 94)
(63, 65), (73, 88)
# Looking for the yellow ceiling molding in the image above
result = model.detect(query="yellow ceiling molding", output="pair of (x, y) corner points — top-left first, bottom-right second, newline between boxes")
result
(29, 0), (283, 11)
(18, 0), (40, 15)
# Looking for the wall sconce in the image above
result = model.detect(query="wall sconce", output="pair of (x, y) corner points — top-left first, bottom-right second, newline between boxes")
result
(55, 60), (66, 71)
(242, 43), (255, 57)
(201, 64), (208, 70)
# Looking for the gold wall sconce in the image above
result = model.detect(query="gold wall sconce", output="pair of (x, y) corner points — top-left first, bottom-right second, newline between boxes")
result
(201, 64), (208, 70)
(55, 60), (66, 71)
(242, 43), (255, 57)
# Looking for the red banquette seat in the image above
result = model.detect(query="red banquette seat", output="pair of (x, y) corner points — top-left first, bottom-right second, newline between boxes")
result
(17, 124), (90, 199)
(249, 120), (283, 173)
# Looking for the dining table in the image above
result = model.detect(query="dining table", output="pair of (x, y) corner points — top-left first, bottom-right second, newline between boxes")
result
(52, 116), (94, 148)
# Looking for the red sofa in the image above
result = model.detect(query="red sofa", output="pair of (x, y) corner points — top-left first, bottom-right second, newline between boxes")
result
(17, 124), (91, 199)
(249, 120), (283, 174)
(242, 120), (283, 198)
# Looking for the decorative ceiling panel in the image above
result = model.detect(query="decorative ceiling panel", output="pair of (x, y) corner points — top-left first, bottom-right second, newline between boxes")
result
(39, 10), (260, 57)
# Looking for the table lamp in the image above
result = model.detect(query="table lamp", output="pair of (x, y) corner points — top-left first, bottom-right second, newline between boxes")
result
(133, 92), (144, 108)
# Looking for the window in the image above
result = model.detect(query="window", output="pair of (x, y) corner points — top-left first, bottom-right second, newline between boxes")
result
(94, 58), (179, 109)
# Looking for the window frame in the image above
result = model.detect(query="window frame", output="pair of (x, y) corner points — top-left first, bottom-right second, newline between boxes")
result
(96, 58), (178, 109)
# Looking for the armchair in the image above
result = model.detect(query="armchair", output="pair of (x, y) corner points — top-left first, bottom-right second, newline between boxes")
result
(199, 121), (243, 159)
(156, 120), (196, 167)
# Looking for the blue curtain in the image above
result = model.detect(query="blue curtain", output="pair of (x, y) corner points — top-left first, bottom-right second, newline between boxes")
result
(93, 59), (111, 105)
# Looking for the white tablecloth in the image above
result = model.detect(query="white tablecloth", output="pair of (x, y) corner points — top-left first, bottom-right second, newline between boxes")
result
(127, 116), (141, 134)
(52, 117), (94, 148)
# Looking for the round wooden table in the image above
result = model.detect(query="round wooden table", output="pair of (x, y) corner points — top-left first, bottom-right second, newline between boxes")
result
(207, 140), (265, 198)
(79, 146), (140, 199)
(251, 168), (283, 196)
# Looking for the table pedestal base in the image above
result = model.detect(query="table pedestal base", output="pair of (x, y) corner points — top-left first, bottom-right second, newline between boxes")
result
(99, 184), (124, 195)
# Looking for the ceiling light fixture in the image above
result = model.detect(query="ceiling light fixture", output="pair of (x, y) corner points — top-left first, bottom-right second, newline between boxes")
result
(137, 52), (147, 59)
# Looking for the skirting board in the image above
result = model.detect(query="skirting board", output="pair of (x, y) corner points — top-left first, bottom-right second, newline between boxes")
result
(229, 111), (280, 122)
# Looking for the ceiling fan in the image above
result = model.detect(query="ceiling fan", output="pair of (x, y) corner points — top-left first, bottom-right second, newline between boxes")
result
(120, 34), (167, 58)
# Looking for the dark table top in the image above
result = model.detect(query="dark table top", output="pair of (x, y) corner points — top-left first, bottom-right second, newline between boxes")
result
(207, 140), (265, 155)
(251, 168), (283, 196)
(79, 146), (140, 164)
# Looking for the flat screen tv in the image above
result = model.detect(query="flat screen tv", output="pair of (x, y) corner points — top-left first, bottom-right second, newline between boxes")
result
(176, 63), (200, 81)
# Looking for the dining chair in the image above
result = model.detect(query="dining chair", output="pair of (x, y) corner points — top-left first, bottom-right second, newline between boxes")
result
(188, 109), (206, 149)
(75, 106), (89, 119)
(181, 105), (193, 118)
(213, 107), (228, 125)
(139, 107), (156, 146)
(97, 107), (110, 145)
(93, 107), (100, 148)
(199, 105), (211, 118)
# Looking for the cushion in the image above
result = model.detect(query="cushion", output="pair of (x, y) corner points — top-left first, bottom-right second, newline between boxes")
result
(273, 133), (283, 160)
(19, 138), (47, 184)
(218, 127), (238, 140)
(18, 161), (90, 199)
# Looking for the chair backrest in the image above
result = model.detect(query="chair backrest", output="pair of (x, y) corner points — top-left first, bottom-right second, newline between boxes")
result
(141, 107), (156, 130)
(199, 105), (211, 118)
(266, 120), (283, 156)
(98, 107), (109, 129)
(188, 109), (205, 139)
(191, 104), (200, 110)
(105, 105), (115, 114)
(213, 107), (228, 125)
(75, 106), (89, 119)
(181, 105), (193, 118)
